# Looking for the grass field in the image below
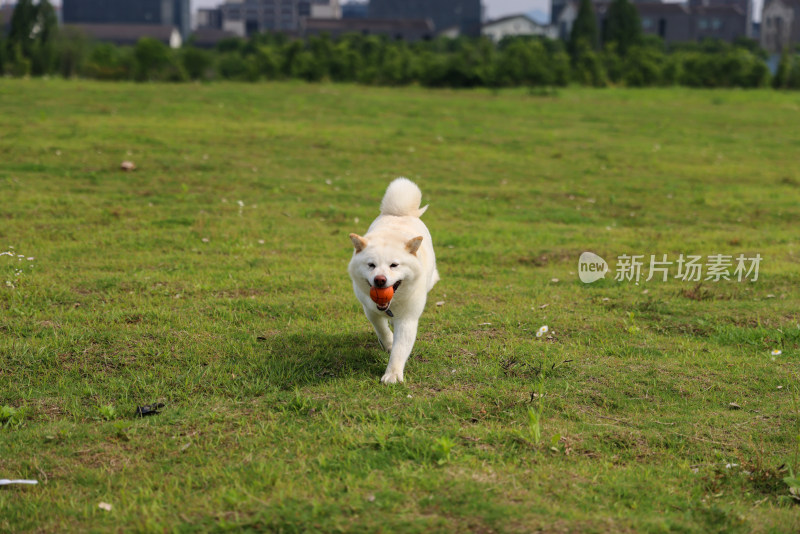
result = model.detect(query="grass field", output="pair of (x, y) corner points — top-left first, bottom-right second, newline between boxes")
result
(1, 79), (799, 532)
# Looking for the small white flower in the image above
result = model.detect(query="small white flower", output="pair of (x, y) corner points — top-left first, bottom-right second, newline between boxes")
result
(771, 349), (782, 356)
(258, 239), (265, 245)
(27, 257), (34, 261)
(201, 237), (209, 243)
(538, 325), (549, 334)
(536, 331), (543, 338)
(98, 502), (112, 511)
(237, 200), (244, 207)
(325, 179), (332, 185)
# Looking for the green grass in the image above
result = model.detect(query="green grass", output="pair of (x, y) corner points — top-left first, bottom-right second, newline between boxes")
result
(1, 79), (800, 532)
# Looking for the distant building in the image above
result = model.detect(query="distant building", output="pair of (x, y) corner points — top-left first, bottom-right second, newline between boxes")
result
(215, 0), (341, 37)
(64, 23), (183, 48)
(62, 0), (191, 39)
(368, 0), (481, 37)
(442, 13), (558, 40)
(761, 0), (800, 53)
(311, 0), (341, 18)
(637, 3), (692, 42)
(342, 1), (368, 18)
(690, 4), (748, 42)
(552, 0), (578, 39)
(689, 0), (753, 38)
(302, 17), (433, 40)
(553, 0), (750, 44)
(482, 13), (557, 41)
(190, 27), (239, 48)
(197, 7), (223, 29)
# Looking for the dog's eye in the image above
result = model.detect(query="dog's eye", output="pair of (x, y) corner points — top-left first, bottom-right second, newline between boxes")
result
(368, 263), (376, 269)
(390, 263), (398, 268)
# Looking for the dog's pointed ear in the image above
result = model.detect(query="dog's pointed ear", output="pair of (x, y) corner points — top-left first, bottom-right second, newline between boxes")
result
(406, 236), (423, 256)
(349, 233), (367, 253)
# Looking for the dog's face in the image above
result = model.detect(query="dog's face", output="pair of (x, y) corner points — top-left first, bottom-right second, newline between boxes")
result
(348, 233), (423, 294)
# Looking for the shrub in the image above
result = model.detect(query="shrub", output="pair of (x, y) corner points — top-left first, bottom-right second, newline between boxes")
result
(182, 47), (213, 80)
(84, 43), (133, 80)
(133, 37), (170, 82)
(622, 46), (665, 86)
(218, 52), (251, 81)
(55, 26), (89, 78)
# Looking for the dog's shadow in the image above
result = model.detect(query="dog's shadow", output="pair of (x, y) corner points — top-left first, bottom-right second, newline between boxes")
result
(242, 330), (385, 389)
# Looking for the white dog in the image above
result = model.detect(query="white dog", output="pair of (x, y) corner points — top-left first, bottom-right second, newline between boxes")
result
(348, 178), (439, 384)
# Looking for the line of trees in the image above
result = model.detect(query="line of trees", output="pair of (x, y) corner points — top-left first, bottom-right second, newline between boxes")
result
(2, 0), (800, 89)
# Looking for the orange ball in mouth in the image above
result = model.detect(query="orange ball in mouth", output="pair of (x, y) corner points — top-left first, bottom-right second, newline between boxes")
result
(369, 286), (394, 308)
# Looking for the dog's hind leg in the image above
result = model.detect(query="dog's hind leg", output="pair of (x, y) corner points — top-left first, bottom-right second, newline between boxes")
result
(366, 309), (393, 353)
(381, 318), (417, 384)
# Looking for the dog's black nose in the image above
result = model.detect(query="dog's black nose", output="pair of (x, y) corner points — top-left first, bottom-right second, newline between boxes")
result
(374, 275), (387, 287)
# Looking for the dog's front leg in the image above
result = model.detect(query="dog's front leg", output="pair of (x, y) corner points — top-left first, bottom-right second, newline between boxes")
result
(381, 318), (418, 384)
(366, 309), (393, 352)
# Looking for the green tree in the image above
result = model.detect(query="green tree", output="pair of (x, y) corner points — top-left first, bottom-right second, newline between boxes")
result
(6, 0), (36, 74)
(569, 0), (598, 57)
(31, 0), (58, 75)
(773, 49), (792, 89)
(5, 0), (58, 75)
(55, 26), (89, 78)
(572, 40), (608, 86)
(604, 0), (642, 56)
(0, 37), (6, 75)
(133, 37), (170, 81)
(7, 0), (36, 57)
(182, 47), (212, 80)
(84, 43), (132, 80)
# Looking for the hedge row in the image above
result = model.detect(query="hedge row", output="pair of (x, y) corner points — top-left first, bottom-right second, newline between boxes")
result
(3, 30), (800, 89)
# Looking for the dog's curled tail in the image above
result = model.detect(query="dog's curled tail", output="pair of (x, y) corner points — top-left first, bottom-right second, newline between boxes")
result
(380, 177), (428, 218)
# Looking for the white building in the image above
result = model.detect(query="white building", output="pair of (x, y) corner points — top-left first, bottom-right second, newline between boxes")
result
(440, 13), (557, 40)
(482, 14), (558, 41)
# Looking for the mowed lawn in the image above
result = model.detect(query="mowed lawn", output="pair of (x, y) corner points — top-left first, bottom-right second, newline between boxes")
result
(1, 79), (799, 532)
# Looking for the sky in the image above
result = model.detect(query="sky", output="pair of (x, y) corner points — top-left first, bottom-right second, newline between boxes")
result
(192, 0), (550, 20)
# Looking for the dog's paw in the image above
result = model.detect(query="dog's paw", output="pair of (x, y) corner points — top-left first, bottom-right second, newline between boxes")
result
(380, 369), (404, 384)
